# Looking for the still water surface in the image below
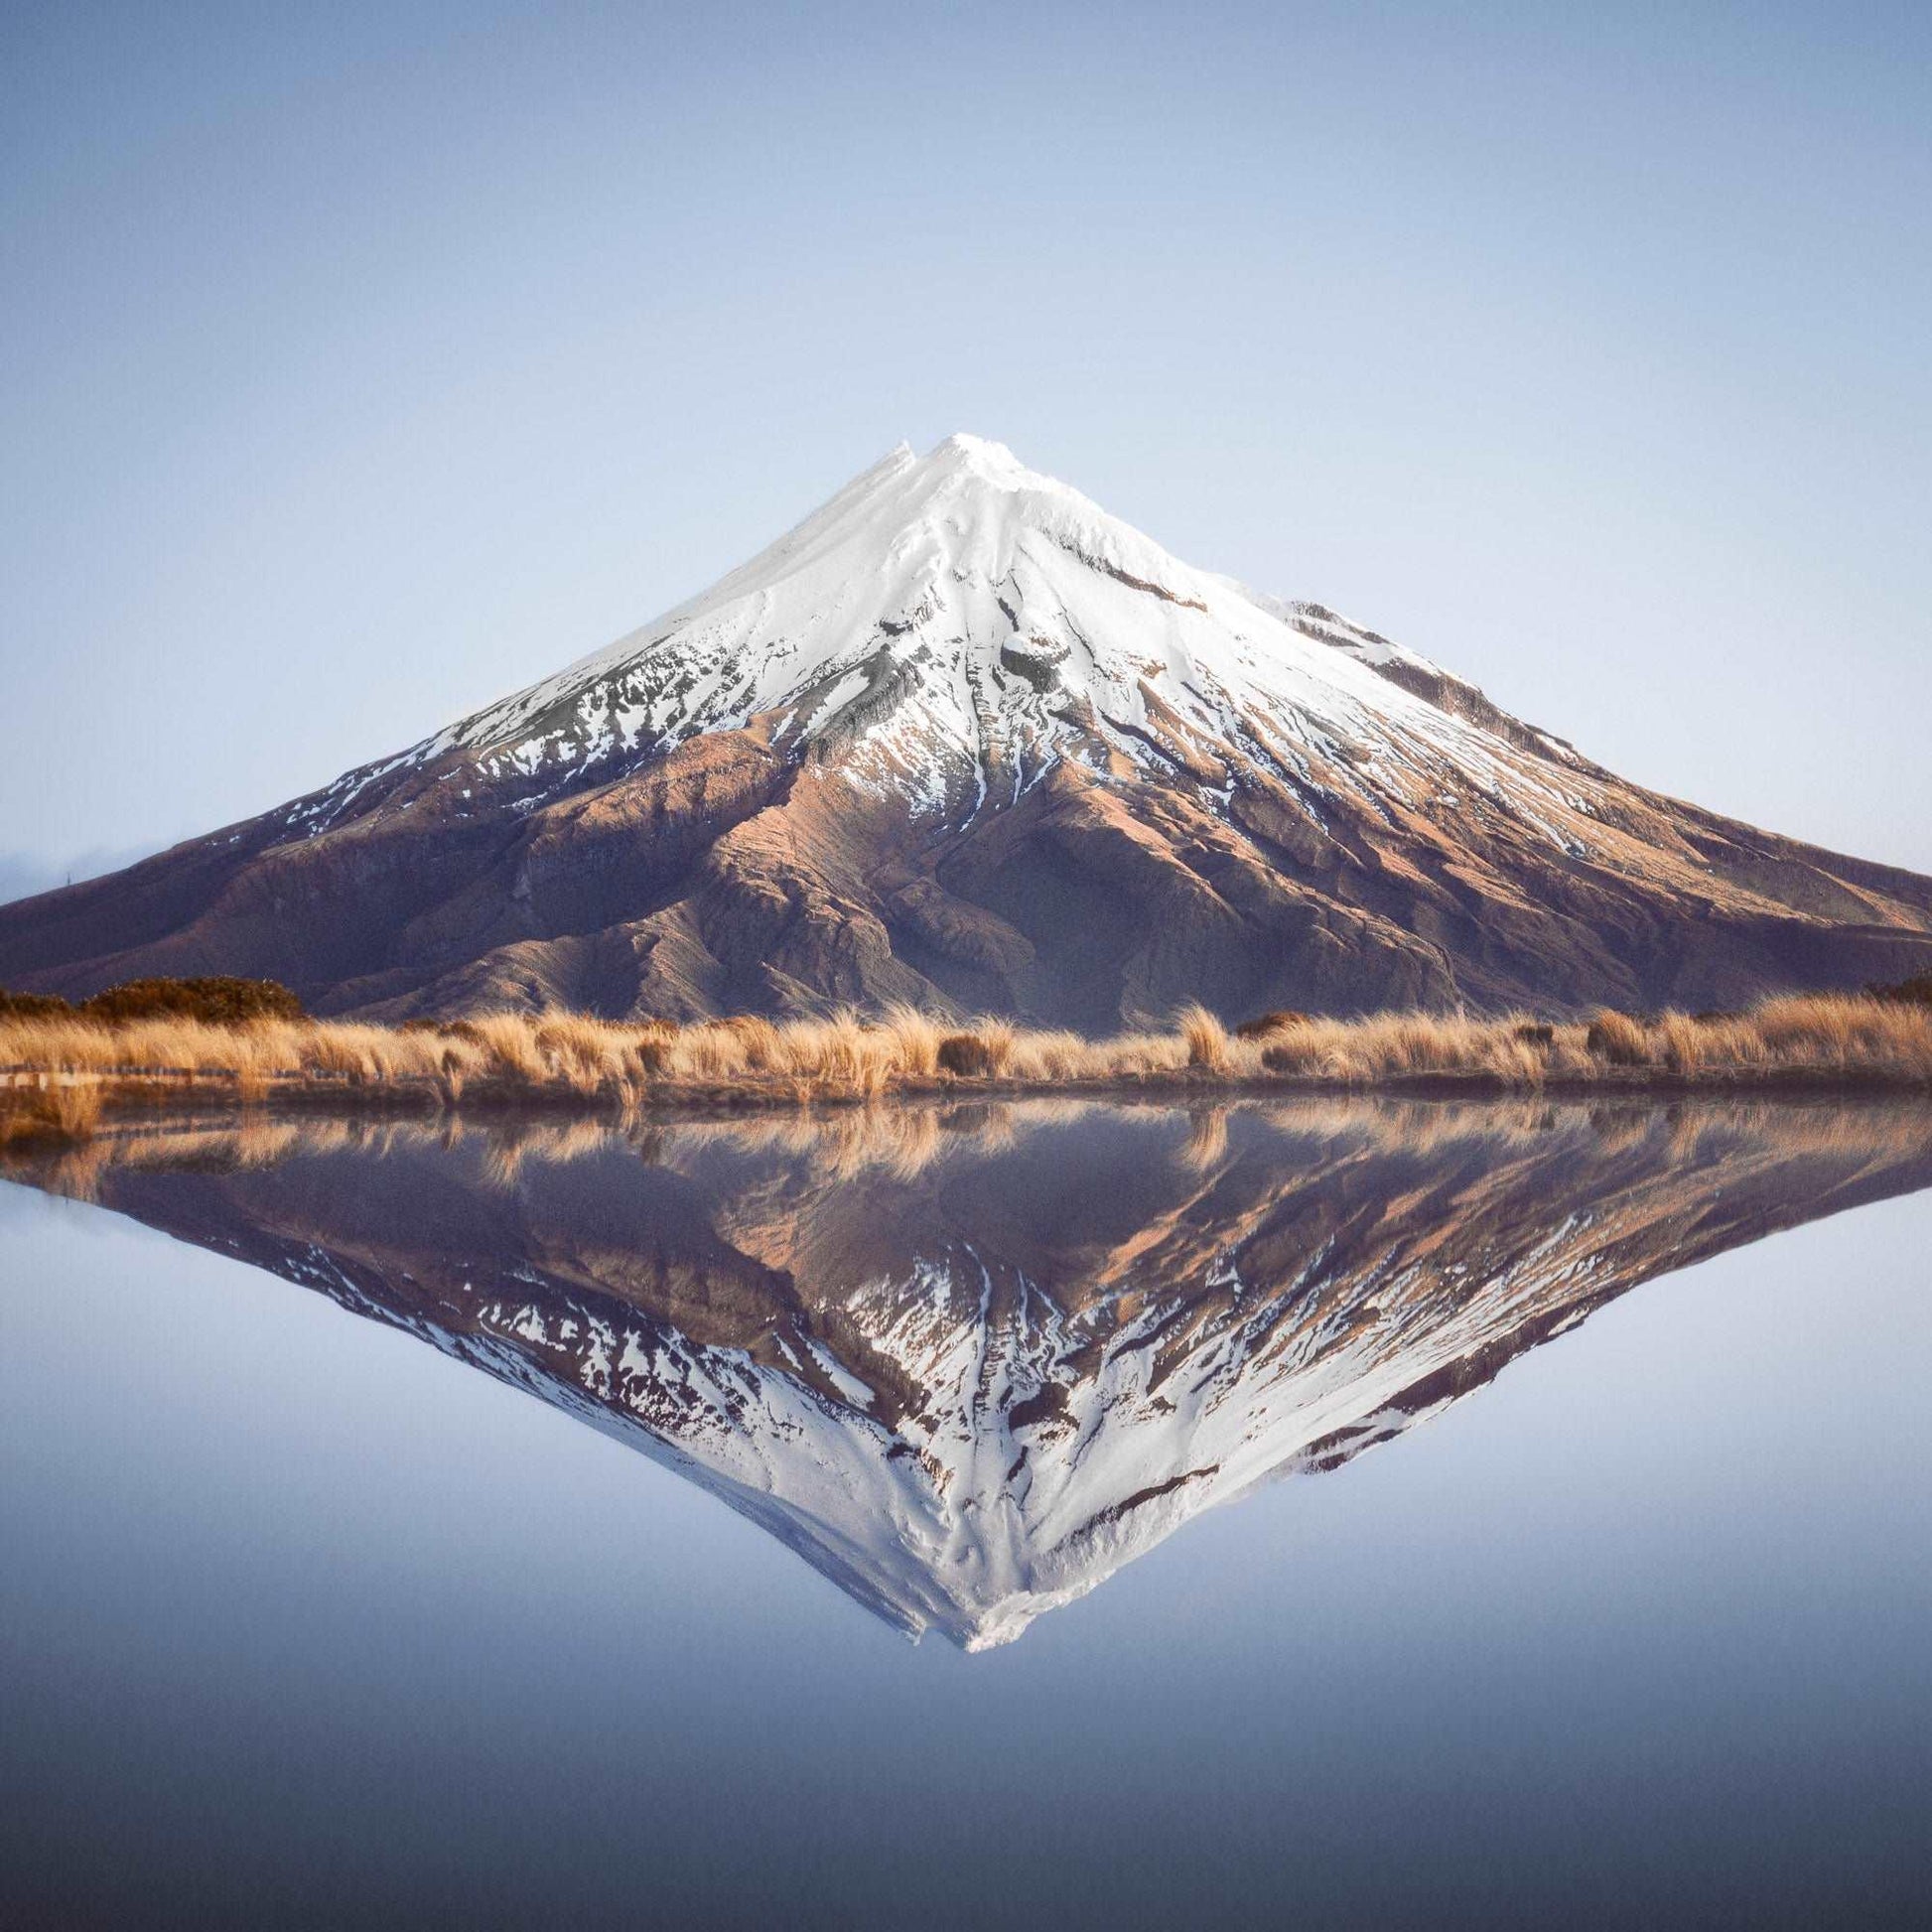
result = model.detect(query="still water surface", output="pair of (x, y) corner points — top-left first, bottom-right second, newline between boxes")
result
(3, 1097), (1929, 1928)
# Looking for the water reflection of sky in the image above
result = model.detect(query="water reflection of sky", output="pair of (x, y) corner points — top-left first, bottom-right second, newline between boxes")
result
(2, 1104), (1928, 1928)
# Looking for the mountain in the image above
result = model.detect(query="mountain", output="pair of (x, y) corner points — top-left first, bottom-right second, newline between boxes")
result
(6, 434), (1932, 1025)
(12, 1095), (1932, 1647)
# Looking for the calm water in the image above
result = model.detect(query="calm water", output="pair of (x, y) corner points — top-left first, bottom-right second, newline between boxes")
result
(2, 1097), (1929, 1929)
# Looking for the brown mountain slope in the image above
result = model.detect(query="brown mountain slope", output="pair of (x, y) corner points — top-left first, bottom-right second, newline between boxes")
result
(4, 436), (1929, 1025)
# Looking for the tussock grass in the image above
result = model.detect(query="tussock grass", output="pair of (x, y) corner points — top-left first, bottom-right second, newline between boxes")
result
(2, 993), (1931, 1141)
(1585, 1010), (1650, 1066)
(1178, 1004), (1232, 1073)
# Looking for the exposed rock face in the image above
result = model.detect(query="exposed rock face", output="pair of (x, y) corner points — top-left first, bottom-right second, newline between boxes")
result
(6, 435), (1931, 1023)
(16, 1096), (1932, 1647)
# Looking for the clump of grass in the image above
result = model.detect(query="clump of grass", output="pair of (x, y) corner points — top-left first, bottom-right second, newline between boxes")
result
(1005, 1028), (1092, 1082)
(975, 1020), (1016, 1076)
(879, 1005), (943, 1079)
(1178, 1005), (1232, 1072)
(722, 1014), (784, 1071)
(1586, 1011), (1650, 1066)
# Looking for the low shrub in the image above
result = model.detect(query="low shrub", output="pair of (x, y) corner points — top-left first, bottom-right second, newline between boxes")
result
(1233, 1010), (1311, 1041)
(78, 976), (306, 1026)
(1868, 973), (1932, 1009)
(0, 988), (74, 1021)
(938, 1033), (997, 1077)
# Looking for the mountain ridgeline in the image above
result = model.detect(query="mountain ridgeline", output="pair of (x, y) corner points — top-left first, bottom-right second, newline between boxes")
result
(6, 436), (1932, 1025)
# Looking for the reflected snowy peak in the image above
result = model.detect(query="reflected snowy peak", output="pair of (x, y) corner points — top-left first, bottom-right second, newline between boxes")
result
(11, 1097), (1932, 1648)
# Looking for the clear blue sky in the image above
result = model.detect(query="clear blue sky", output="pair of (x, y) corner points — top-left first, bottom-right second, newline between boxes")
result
(3, 0), (1927, 898)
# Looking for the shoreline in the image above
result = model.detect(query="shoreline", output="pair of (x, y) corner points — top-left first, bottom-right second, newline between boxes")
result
(4, 993), (1931, 1147)
(5, 1047), (1931, 1134)
(8, 1061), (1932, 1103)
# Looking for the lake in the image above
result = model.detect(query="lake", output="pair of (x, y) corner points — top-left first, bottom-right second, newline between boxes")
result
(2, 1096), (1928, 1929)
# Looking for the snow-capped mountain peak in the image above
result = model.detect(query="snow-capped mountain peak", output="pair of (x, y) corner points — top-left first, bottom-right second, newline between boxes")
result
(417, 433), (1538, 822)
(14, 433), (1932, 1027)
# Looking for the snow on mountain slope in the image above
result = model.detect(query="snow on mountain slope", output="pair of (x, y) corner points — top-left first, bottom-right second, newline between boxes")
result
(10, 434), (1932, 1024)
(308, 433), (1588, 839)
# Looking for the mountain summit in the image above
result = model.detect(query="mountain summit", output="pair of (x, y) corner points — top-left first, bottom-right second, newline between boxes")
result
(7, 436), (1932, 1022)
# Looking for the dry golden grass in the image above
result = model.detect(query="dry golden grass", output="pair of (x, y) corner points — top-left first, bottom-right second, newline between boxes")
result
(1177, 1004), (1232, 1073)
(2, 992), (1930, 1141)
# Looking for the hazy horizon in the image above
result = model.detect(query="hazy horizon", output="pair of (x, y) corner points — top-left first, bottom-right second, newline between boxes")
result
(4, 2), (1929, 885)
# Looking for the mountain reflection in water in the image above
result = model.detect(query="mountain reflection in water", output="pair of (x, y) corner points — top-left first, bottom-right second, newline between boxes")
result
(10, 1096), (1931, 1649)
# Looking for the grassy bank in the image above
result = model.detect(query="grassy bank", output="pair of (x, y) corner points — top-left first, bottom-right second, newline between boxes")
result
(3, 994), (1931, 1143)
